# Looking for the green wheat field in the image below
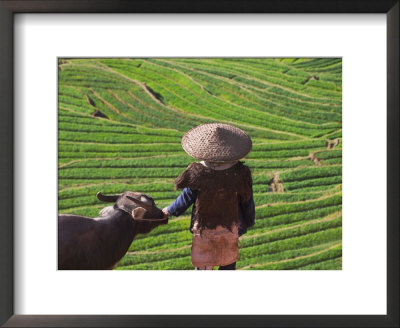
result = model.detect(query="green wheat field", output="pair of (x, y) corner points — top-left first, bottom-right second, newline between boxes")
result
(58, 58), (342, 270)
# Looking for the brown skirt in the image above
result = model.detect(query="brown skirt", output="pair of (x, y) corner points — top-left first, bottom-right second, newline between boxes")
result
(191, 224), (239, 268)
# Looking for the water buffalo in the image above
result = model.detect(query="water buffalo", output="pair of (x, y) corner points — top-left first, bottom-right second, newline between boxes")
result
(58, 191), (168, 270)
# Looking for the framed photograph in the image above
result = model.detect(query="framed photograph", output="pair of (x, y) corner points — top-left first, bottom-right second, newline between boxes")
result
(1, 1), (398, 327)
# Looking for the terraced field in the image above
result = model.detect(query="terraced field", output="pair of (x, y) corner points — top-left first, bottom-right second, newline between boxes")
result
(58, 57), (342, 270)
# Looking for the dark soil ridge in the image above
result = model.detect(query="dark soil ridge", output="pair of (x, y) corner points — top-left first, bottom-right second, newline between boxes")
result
(84, 93), (109, 119)
(301, 75), (320, 85)
(58, 59), (71, 71)
(91, 109), (109, 119)
(144, 83), (165, 104)
(307, 138), (341, 165)
(269, 173), (285, 193)
(308, 152), (322, 166)
(326, 138), (340, 150)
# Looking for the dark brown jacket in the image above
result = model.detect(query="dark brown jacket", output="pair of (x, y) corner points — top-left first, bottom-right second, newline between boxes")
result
(174, 162), (253, 232)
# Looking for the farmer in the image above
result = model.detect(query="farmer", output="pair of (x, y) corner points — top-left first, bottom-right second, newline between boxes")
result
(162, 123), (255, 270)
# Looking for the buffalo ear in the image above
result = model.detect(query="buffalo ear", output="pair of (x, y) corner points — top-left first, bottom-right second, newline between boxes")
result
(132, 207), (147, 220)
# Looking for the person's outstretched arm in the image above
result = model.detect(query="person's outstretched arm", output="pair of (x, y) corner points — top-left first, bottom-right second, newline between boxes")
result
(162, 187), (198, 217)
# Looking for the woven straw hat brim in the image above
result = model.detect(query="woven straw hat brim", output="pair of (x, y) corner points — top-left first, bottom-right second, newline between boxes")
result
(181, 123), (252, 162)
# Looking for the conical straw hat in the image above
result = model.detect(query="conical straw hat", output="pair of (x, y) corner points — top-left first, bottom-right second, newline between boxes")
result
(181, 123), (252, 162)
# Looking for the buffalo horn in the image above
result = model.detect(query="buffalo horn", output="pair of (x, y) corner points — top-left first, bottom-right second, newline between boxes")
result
(126, 196), (164, 219)
(96, 192), (119, 203)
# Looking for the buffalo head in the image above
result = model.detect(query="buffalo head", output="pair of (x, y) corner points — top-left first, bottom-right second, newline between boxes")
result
(96, 190), (166, 223)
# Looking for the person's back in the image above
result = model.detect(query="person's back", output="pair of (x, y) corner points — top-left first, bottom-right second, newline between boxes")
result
(175, 161), (252, 232)
(162, 123), (255, 270)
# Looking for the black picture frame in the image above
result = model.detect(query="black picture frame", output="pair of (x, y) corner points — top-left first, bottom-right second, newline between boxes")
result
(0, 1), (398, 327)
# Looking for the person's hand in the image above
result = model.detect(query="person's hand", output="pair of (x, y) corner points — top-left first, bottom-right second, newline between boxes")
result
(162, 207), (170, 219)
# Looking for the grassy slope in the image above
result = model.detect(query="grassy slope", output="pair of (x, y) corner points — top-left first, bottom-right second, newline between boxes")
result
(58, 57), (342, 270)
